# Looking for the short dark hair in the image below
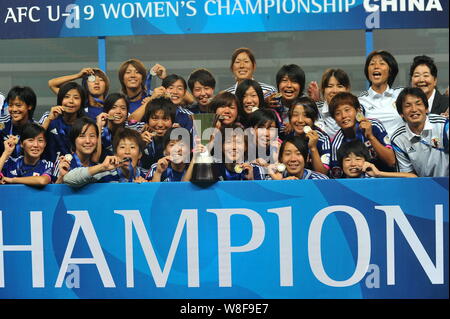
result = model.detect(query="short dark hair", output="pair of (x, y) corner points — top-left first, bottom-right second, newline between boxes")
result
(289, 96), (320, 123)
(112, 127), (145, 155)
(81, 68), (110, 98)
(337, 140), (370, 167)
(364, 50), (399, 87)
(248, 108), (278, 128)
(230, 48), (256, 70)
(409, 55), (438, 79)
(276, 64), (306, 95)
(320, 68), (351, 96)
(20, 122), (45, 141)
(6, 86), (37, 119)
(69, 117), (99, 152)
(188, 69), (216, 92)
(57, 82), (87, 118)
(278, 135), (308, 163)
(162, 74), (187, 90)
(395, 87), (429, 116)
(220, 124), (248, 162)
(143, 97), (176, 124)
(209, 91), (239, 113)
(235, 79), (266, 114)
(329, 92), (361, 119)
(103, 93), (130, 114)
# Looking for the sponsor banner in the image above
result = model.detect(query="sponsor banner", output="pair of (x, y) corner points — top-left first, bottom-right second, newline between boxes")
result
(0, 178), (448, 299)
(0, 0), (448, 39)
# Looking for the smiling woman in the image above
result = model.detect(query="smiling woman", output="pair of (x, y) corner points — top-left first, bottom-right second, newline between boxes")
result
(97, 93), (129, 158)
(0, 123), (56, 186)
(0, 86), (37, 158)
(358, 50), (404, 138)
(48, 67), (110, 120)
(409, 55), (449, 115)
(269, 135), (328, 180)
(118, 58), (148, 113)
(315, 68), (351, 138)
(224, 47), (277, 98)
(391, 87), (449, 177)
(329, 91), (396, 176)
(39, 82), (87, 163)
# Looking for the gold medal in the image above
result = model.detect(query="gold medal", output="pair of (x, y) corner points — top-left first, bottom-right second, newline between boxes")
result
(0, 122), (4, 130)
(234, 165), (243, 174)
(356, 111), (364, 122)
(107, 114), (121, 121)
(303, 126), (312, 134)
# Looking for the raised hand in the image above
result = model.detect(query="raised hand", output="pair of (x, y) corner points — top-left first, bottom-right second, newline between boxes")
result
(307, 81), (321, 102)
(150, 64), (167, 79)
(48, 105), (65, 121)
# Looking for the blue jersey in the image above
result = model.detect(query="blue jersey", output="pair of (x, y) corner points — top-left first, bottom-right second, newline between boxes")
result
(2, 156), (55, 182)
(100, 126), (115, 158)
(330, 118), (393, 174)
(128, 92), (149, 114)
(100, 123), (134, 159)
(141, 138), (164, 170)
(146, 163), (187, 182)
(176, 106), (194, 133)
(214, 163), (264, 181)
(41, 116), (73, 163)
(84, 105), (103, 120)
(99, 166), (148, 183)
(288, 128), (332, 170)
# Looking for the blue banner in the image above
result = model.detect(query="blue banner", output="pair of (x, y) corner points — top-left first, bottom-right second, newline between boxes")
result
(0, 0), (448, 39)
(0, 178), (448, 299)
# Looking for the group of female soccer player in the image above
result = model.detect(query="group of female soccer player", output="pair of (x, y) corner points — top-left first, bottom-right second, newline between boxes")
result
(0, 47), (448, 187)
